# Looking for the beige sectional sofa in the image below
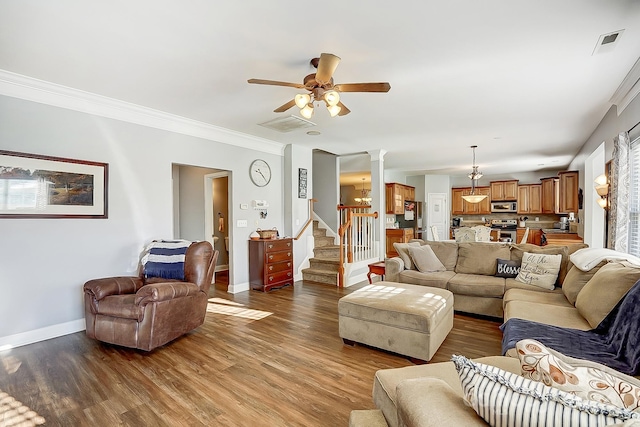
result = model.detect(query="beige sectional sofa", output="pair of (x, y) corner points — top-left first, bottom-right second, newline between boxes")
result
(351, 247), (640, 427)
(385, 240), (586, 318)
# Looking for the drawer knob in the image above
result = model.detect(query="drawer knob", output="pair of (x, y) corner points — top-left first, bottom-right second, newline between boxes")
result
(287, 252), (291, 256)
(269, 277), (273, 281)
(269, 266), (273, 271)
(268, 244), (273, 249)
(269, 255), (273, 260)
(287, 272), (292, 277)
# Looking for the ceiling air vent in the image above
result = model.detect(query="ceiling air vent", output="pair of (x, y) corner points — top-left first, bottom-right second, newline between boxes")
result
(592, 29), (624, 55)
(258, 115), (316, 133)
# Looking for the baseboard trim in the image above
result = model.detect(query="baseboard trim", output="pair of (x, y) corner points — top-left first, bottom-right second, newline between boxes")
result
(227, 282), (250, 294)
(0, 319), (86, 350)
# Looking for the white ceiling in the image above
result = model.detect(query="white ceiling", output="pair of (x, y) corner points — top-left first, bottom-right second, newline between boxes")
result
(1, 1), (639, 186)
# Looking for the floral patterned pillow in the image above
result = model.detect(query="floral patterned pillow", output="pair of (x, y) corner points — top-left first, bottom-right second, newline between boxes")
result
(516, 339), (640, 411)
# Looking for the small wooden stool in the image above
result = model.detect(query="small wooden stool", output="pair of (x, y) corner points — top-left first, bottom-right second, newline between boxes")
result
(367, 261), (386, 284)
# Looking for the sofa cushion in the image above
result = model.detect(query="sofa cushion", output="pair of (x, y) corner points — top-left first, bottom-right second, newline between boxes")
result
(393, 242), (421, 270)
(423, 241), (458, 271)
(408, 245), (446, 273)
(504, 278), (558, 293)
(514, 252), (562, 290)
(399, 270), (454, 289)
(562, 261), (607, 306)
(575, 261), (640, 328)
(511, 244), (569, 286)
(503, 288), (571, 309)
(372, 356), (521, 427)
(503, 300), (591, 331)
(517, 338), (640, 410)
(495, 258), (520, 278)
(455, 242), (510, 276)
(452, 355), (639, 426)
(447, 273), (505, 298)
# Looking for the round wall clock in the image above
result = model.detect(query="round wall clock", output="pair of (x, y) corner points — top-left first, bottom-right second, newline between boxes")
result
(249, 159), (271, 187)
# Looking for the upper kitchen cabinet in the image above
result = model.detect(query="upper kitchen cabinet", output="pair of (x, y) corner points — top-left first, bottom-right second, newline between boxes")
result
(517, 184), (542, 214)
(541, 177), (559, 214)
(386, 183), (415, 214)
(490, 180), (518, 201)
(451, 186), (491, 215)
(558, 171), (579, 214)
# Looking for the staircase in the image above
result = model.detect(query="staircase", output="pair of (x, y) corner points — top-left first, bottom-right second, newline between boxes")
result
(301, 221), (340, 286)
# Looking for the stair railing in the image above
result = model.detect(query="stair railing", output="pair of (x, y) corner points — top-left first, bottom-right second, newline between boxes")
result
(337, 205), (378, 287)
(294, 198), (317, 241)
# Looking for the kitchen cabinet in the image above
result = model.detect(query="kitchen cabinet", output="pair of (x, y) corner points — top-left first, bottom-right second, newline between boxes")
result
(517, 184), (542, 214)
(385, 183), (415, 214)
(249, 238), (294, 292)
(558, 171), (579, 214)
(490, 180), (518, 201)
(451, 187), (491, 215)
(544, 232), (583, 246)
(516, 227), (539, 244)
(386, 228), (414, 257)
(541, 177), (559, 214)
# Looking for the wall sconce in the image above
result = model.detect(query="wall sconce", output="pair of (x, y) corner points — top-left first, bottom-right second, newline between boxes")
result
(594, 174), (609, 209)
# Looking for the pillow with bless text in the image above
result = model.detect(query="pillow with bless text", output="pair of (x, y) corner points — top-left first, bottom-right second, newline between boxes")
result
(495, 258), (520, 278)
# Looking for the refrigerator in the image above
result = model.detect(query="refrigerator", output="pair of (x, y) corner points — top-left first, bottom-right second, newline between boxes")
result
(395, 200), (423, 238)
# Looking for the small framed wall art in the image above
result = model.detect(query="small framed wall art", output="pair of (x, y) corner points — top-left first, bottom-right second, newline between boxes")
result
(298, 168), (307, 199)
(0, 150), (108, 218)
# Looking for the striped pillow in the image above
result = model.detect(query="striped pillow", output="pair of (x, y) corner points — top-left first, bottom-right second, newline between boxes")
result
(452, 355), (640, 427)
(142, 240), (191, 280)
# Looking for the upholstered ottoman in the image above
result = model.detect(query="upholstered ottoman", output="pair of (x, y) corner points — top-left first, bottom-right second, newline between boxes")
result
(338, 282), (454, 362)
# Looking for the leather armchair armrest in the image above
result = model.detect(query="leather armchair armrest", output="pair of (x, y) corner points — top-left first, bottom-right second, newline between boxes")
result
(84, 276), (143, 301)
(385, 257), (404, 282)
(135, 281), (200, 306)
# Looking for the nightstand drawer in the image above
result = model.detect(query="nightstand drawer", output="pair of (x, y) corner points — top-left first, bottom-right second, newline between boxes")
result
(267, 261), (292, 273)
(267, 250), (292, 263)
(267, 270), (293, 284)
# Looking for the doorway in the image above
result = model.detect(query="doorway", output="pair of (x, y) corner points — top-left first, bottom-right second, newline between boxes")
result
(427, 193), (448, 240)
(205, 172), (230, 272)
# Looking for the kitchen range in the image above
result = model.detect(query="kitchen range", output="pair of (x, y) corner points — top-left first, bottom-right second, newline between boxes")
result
(490, 219), (518, 242)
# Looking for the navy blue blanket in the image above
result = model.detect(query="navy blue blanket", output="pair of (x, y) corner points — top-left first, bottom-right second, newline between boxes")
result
(501, 279), (640, 375)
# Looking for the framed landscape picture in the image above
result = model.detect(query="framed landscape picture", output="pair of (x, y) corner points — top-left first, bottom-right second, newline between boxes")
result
(0, 150), (108, 218)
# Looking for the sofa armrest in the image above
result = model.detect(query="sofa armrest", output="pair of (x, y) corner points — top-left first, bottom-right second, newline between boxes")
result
(396, 378), (486, 427)
(385, 257), (404, 282)
(84, 276), (143, 301)
(134, 281), (200, 306)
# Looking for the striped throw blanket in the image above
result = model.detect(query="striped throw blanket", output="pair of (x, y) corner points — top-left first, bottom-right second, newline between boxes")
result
(142, 240), (192, 280)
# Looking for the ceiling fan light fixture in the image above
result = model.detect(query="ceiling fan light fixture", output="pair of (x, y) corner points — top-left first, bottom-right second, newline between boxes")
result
(327, 104), (341, 117)
(295, 93), (311, 109)
(324, 90), (340, 106)
(300, 103), (314, 119)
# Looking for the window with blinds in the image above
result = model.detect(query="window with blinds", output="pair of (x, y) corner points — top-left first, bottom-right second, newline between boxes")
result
(630, 136), (640, 257)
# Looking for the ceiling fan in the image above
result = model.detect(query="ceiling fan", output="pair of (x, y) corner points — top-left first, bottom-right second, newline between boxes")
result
(248, 53), (391, 118)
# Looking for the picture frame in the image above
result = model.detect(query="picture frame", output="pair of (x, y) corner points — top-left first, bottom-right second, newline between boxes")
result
(0, 150), (108, 218)
(298, 168), (307, 199)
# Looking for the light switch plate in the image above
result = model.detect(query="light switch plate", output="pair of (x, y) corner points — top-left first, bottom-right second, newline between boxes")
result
(237, 219), (248, 228)
(240, 203), (248, 210)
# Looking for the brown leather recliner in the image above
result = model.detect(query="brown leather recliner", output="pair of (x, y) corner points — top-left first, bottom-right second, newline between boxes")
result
(83, 241), (218, 351)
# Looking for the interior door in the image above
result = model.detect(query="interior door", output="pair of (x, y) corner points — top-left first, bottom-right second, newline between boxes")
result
(427, 193), (448, 240)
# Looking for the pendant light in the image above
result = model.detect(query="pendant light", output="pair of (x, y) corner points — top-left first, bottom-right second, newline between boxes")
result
(461, 145), (488, 204)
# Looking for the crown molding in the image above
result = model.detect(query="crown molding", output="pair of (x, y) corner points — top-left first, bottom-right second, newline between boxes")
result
(0, 69), (285, 156)
(610, 57), (640, 116)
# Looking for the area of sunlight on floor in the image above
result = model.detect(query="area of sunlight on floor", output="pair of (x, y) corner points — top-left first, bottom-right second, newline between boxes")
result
(207, 298), (272, 320)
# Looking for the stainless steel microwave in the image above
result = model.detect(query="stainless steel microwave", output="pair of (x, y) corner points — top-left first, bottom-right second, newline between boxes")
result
(491, 202), (517, 213)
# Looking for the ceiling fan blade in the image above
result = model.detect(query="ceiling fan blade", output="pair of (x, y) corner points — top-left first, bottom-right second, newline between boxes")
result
(274, 99), (296, 113)
(248, 78), (306, 89)
(337, 101), (350, 116)
(334, 82), (391, 93)
(315, 53), (341, 85)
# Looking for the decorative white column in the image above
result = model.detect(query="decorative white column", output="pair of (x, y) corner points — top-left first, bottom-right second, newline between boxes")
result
(368, 149), (387, 260)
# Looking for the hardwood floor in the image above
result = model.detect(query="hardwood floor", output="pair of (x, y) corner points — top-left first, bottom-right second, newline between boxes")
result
(0, 279), (503, 426)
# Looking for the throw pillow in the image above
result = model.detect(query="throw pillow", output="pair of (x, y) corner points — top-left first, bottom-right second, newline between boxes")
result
(562, 261), (607, 306)
(516, 338), (640, 411)
(511, 244), (570, 286)
(515, 252), (562, 290)
(495, 258), (520, 278)
(393, 242), (421, 270)
(424, 241), (459, 271)
(455, 242), (511, 276)
(407, 245), (446, 273)
(452, 354), (640, 427)
(575, 261), (640, 328)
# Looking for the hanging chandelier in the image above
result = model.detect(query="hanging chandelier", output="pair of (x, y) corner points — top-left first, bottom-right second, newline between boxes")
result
(354, 178), (372, 205)
(461, 145), (488, 204)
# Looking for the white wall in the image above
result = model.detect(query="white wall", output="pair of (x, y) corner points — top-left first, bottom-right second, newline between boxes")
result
(313, 151), (339, 231)
(0, 94), (285, 344)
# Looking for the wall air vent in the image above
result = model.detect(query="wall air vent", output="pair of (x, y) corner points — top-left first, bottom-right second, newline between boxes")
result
(258, 115), (316, 133)
(592, 29), (624, 56)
